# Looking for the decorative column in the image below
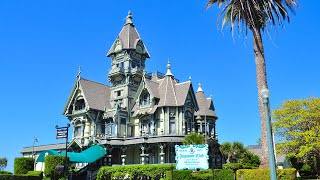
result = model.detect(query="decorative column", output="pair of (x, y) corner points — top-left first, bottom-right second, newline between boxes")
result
(140, 145), (145, 164)
(84, 120), (91, 144)
(107, 147), (113, 166)
(121, 147), (127, 165)
(159, 144), (165, 164)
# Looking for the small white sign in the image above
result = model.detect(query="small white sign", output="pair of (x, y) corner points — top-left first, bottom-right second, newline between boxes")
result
(175, 144), (209, 170)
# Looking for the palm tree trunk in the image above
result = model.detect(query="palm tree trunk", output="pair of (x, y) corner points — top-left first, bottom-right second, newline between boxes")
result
(252, 27), (269, 168)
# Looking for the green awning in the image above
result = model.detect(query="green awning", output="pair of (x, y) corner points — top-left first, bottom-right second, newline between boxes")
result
(36, 145), (106, 163)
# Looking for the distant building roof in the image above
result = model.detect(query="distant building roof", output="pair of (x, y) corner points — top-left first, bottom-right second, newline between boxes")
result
(21, 143), (65, 153)
(247, 145), (287, 165)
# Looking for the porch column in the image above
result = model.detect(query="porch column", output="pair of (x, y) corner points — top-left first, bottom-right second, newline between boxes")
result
(159, 144), (165, 164)
(140, 145), (145, 164)
(121, 147), (127, 165)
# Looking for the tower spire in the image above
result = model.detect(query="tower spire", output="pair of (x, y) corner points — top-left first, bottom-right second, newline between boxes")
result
(197, 82), (203, 92)
(125, 11), (133, 25)
(76, 66), (81, 80)
(165, 58), (173, 76)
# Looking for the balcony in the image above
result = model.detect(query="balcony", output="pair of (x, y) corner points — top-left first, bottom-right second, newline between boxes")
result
(108, 67), (125, 77)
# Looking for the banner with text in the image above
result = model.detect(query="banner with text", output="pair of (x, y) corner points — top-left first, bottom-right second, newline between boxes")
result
(175, 144), (209, 170)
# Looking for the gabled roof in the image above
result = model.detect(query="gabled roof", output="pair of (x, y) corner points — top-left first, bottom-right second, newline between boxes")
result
(79, 78), (111, 111)
(145, 78), (160, 99)
(107, 12), (150, 57)
(63, 78), (111, 114)
(194, 83), (217, 118)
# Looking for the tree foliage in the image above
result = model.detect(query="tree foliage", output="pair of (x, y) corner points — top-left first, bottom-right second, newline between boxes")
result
(273, 97), (320, 175)
(220, 141), (246, 163)
(220, 141), (260, 167)
(183, 132), (204, 145)
(0, 158), (8, 171)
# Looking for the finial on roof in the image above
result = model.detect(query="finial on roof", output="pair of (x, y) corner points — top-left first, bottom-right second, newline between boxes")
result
(76, 66), (81, 79)
(125, 11), (133, 25)
(197, 82), (203, 92)
(189, 75), (192, 81)
(165, 58), (173, 76)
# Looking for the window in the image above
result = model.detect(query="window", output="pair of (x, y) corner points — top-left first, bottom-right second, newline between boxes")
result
(106, 123), (117, 137)
(185, 110), (193, 134)
(140, 92), (150, 106)
(115, 90), (121, 97)
(169, 117), (175, 134)
(75, 99), (85, 111)
(74, 126), (82, 137)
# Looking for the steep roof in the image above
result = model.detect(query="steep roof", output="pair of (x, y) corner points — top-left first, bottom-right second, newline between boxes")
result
(79, 78), (111, 111)
(107, 12), (150, 57)
(194, 83), (217, 118)
(63, 78), (111, 114)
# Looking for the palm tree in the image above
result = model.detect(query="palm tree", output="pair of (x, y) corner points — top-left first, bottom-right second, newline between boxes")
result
(206, 0), (298, 167)
(220, 141), (246, 163)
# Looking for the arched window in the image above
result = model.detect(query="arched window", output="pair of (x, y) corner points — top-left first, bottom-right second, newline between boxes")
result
(75, 98), (85, 111)
(140, 92), (150, 106)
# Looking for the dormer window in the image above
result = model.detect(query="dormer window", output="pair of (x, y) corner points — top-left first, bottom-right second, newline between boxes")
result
(140, 92), (150, 106)
(75, 98), (85, 111)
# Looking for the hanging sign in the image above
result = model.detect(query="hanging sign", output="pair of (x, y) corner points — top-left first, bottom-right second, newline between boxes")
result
(175, 144), (209, 170)
(56, 129), (68, 139)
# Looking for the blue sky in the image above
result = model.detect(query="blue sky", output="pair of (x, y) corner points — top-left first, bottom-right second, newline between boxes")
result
(0, 1), (319, 172)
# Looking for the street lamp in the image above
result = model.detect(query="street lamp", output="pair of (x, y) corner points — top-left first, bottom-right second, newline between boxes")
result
(32, 136), (38, 170)
(260, 86), (277, 180)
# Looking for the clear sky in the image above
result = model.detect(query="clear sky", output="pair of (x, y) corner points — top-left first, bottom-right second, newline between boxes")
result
(0, 0), (319, 172)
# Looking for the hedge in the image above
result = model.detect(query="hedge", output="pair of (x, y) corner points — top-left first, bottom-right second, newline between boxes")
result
(27, 171), (43, 179)
(14, 157), (34, 174)
(165, 169), (233, 180)
(0, 170), (12, 174)
(0, 174), (41, 180)
(213, 169), (234, 180)
(97, 164), (174, 180)
(44, 155), (69, 180)
(236, 168), (297, 180)
(165, 170), (193, 180)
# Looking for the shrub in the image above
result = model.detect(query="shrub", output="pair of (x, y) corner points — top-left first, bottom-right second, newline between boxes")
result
(44, 155), (69, 180)
(97, 164), (173, 180)
(0, 174), (41, 180)
(165, 170), (193, 180)
(213, 169), (234, 180)
(0, 170), (12, 174)
(236, 168), (297, 180)
(223, 163), (243, 171)
(14, 157), (34, 174)
(27, 171), (43, 179)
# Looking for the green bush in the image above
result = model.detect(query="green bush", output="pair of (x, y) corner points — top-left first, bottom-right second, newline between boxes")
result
(213, 169), (234, 180)
(236, 168), (297, 180)
(223, 163), (243, 171)
(97, 164), (174, 180)
(0, 174), (41, 180)
(165, 170), (193, 180)
(14, 157), (34, 174)
(27, 171), (43, 179)
(0, 170), (12, 174)
(44, 155), (69, 180)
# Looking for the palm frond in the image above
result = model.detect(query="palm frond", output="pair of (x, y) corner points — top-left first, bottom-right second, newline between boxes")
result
(206, 0), (299, 34)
